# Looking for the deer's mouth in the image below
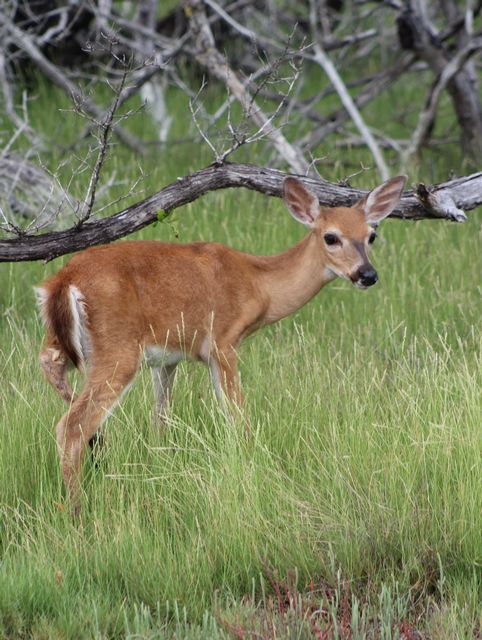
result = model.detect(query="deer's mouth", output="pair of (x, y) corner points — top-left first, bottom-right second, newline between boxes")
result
(352, 280), (371, 290)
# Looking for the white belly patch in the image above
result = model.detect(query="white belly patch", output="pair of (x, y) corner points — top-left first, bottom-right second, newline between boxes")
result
(144, 346), (184, 368)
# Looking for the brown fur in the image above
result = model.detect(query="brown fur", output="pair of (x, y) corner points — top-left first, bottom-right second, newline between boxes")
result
(36, 175), (405, 513)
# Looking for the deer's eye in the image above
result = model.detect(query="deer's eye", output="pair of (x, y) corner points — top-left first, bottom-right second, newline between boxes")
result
(324, 233), (340, 246)
(368, 232), (377, 244)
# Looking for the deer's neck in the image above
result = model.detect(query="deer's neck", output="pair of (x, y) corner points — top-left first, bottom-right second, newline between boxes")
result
(255, 232), (336, 324)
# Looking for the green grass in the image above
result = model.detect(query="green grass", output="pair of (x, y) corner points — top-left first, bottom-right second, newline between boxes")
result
(0, 71), (481, 638)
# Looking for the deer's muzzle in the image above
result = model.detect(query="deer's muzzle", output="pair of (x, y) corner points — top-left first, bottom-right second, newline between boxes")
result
(351, 266), (378, 288)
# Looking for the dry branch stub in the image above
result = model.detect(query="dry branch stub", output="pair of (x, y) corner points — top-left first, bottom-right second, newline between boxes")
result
(415, 183), (467, 222)
(0, 162), (479, 263)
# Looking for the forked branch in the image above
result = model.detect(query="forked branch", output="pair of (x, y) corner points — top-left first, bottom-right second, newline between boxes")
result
(185, 0), (311, 175)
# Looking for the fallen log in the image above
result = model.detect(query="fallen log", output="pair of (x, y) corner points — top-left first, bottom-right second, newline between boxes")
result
(0, 161), (479, 263)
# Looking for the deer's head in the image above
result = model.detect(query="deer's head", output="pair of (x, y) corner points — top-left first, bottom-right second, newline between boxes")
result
(283, 175), (406, 288)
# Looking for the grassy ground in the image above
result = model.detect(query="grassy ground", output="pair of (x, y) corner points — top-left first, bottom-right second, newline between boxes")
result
(0, 69), (481, 638)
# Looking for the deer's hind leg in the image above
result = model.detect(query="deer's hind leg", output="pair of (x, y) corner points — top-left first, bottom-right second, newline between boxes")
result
(40, 343), (104, 452)
(39, 338), (75, 404)
(55, 348), (140, 514)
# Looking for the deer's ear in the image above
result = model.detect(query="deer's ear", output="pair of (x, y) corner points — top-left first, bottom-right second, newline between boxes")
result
(361, 176), (406, 225)
(283, 177), (320, 229)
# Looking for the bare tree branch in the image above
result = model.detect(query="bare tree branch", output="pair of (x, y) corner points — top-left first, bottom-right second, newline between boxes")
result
(397, 0), (482, 160)
(1, 161), (478, 263)
(0, 49), (44, 149)
(73, 63), (160, 147)
(0, 154), (78, 232)
(203, 0), (257, 41)
(301, 53), (416, 150)
(77, 64), (130, 225)
(310, 44), (390, 181)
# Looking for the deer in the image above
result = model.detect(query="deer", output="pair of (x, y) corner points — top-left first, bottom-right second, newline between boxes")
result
(36, 175), (406, 512)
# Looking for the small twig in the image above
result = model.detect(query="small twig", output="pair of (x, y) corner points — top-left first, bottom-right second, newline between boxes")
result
(94, 174), (146, 216)
(77, 64), (129, 225)
(218, 48), (303, 163)
(73, 63), (160, 147)
(189, 79), (221, 160)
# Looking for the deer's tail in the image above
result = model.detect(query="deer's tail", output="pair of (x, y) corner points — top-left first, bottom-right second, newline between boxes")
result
(35, 282), (90, 369)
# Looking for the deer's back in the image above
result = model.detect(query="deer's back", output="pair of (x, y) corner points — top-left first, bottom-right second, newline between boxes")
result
(42, 240), (267, 355)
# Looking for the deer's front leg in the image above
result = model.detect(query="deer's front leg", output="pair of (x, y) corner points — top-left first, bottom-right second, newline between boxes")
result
(209, 349), (249, 435)
(151, 364), (177, 429)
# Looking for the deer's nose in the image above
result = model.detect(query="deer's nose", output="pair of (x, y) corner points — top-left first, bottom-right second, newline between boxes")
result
(359, 267), (378, 287)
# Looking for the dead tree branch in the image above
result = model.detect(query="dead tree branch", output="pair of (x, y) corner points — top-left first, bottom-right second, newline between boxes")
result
(397, 0), (482, 161)
(302, 52), (416, 150)
(0, 154), (78, 231)
(73, 64), (160, 147)
(403, 35), (482, 165)
(1, 161), (478, 263)
(185, 0), (311, 175)
(0, 49), (44, 150)
(0, 11), (145, 155)
(77, 63), (129, 225)
(309, 1), (390, 180)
